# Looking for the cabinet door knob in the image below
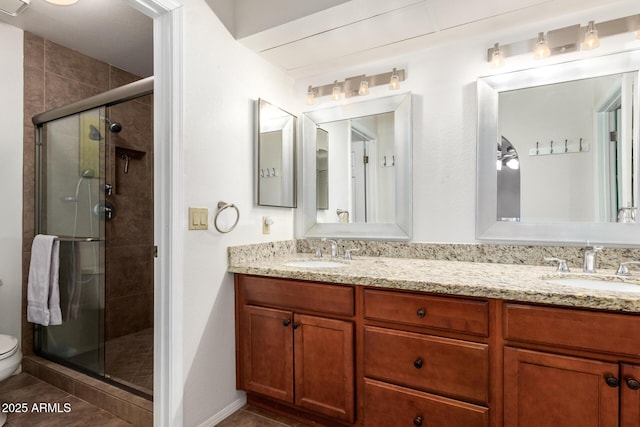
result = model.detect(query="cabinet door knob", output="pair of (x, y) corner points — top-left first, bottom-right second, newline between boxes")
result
(416, 308), (426, 318)
(413, 416), (423, 426)
(606, 376), (620, 387)
(626, 378), (640, 390)
(413, 358), (423, 369)
(292, 322), (300, 330)
(282, 319), (291, 327)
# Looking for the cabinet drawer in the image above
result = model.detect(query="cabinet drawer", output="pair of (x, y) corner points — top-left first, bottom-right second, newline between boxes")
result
(364, 326), (489, 403)
(239, 275), (354, 316)
(364, 289), (488, 336)
(364, 378), (489, 427)
(504, 303), (640, 357)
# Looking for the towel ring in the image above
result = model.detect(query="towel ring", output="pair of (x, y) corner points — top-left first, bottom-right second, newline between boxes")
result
(214, 201), (240, 233)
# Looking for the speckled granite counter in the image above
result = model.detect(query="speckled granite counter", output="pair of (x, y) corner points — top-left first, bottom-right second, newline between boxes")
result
(228, 241), (640, 313)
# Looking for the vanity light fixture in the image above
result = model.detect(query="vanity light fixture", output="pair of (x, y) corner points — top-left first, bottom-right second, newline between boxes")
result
(582, 20), (600, 50)
(305, 86), (315, 105)
(491, 43), (506, 68)
(487, 13), (640, 65)
(331, 80), (341, 100)
(533, 32), (551, 59)
(304, 68), (405, 103)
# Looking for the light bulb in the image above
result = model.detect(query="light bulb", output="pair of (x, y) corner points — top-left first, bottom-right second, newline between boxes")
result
(533, 32), (550, 59)
(305, 86), (315, 105)
(331, 81), (341, 100)
(44, 0), (79, 4)
(491, 43), (505, 68)
(389, 68), (400, 90)
(582, 21), (600, 50)
(506, 158), (519, 170)
(358, 79), (369, 96)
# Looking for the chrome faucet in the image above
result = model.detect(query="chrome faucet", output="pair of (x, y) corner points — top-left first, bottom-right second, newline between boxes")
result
(583, 245), (603, 273)
(321, 237), (339, 259)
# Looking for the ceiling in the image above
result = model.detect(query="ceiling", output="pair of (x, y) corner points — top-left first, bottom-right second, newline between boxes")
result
(0, 0), (153, 77)
(0, 0), (636, 80)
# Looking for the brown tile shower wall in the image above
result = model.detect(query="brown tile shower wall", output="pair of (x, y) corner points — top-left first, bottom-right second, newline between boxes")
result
(22, 31), (154, 354)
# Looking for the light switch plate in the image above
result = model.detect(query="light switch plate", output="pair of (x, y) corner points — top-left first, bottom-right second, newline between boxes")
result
(189, 207), (208, 230)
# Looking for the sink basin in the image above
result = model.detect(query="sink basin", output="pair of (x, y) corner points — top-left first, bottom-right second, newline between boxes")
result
(546, 277), (640, 293)
(283, 260), (347, 268)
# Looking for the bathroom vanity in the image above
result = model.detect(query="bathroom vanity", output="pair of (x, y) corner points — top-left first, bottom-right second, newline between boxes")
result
(231, 249), (640, 427)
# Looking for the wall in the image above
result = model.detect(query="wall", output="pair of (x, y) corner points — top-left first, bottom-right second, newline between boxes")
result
(293, 0), (640, 243)
(180, 0), (296, 425)
(0, 23), (23, 342)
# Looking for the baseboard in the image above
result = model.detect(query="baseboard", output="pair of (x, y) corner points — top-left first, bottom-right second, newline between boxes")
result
(197, 395), (247, 427)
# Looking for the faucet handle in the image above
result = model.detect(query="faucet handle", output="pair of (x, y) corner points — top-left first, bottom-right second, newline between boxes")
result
(616, 261), (640, 276)
(545, 257), (570, 273)
(343, 248), (359, 261)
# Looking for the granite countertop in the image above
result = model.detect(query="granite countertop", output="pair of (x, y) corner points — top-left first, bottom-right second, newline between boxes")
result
(228, 252), (640, 313)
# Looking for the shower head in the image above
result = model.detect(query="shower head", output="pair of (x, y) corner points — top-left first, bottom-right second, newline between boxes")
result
(109, 121), (122, 133)
(100, 116), (123, 133)
(81, 169), (95, 178)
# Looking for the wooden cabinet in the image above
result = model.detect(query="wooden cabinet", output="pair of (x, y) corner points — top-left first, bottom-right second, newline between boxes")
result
(236, 275), (355, 423)
(505, 303), (640, 427)
(363, 288), (490, 426)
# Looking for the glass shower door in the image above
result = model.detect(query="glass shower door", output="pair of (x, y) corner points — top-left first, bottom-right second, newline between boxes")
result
(34, 107), (106, 376)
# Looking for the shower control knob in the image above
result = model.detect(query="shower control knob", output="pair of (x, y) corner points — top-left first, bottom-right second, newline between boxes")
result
(104, 184), (113, 196)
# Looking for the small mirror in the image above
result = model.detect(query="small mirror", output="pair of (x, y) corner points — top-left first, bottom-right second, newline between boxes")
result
(257, 99), (296, 207)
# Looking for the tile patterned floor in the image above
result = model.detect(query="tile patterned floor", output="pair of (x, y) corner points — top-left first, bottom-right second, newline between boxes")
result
(0, 373), (131, 426)
(216, 405), (311, 427)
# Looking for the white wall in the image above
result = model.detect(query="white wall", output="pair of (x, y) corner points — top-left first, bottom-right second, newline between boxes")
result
(294, 0), (640, 243)
(180, 1), (295, 425)
(0, 23), (23, 341)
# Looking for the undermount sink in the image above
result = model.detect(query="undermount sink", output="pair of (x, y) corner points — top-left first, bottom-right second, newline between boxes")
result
(546, 277), (640, 293)
(283, 260), (347, 268)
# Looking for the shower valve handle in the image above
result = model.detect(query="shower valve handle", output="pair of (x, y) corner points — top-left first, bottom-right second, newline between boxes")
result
(104, 184), (113, 196)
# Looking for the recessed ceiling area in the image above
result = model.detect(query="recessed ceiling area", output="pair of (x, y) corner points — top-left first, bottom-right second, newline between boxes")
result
(0, 0), (153, 77)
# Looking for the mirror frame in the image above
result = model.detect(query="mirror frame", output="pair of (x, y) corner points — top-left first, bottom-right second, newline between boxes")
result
(477, 49), (640, 246)
(297, 93), (413, 240)
(256, 98), (297, 208)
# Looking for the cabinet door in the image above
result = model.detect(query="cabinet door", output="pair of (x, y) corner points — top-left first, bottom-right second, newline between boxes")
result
(294, 314), (355, 422)
(242, 305), (294, 402)
(621, 364), (640, 427)
(504, 347), (619, 427)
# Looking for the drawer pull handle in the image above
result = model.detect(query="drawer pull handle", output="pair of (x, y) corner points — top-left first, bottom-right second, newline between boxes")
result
(292, 322), (300, 330)
(413, 358), (423, 369)
(413, 416), (423, 426)
(626, 378), (640, 390)
(606, 376), (620, 388)
(282, 319), (291, 327)
(416, 308), (426, 318)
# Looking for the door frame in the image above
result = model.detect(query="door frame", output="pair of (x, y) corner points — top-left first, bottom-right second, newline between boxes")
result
(121, 0), (184, 426)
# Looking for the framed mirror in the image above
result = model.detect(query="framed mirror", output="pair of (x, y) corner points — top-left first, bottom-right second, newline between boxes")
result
(477, 50), (640, 246)
(298, 93), (412, 240)
(257, 99), (297, 207)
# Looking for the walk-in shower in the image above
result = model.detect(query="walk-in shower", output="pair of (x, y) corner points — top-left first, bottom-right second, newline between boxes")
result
(32, 77), (154, 398)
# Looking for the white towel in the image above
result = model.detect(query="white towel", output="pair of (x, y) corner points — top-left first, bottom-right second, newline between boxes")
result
(27, 235), (62, 326)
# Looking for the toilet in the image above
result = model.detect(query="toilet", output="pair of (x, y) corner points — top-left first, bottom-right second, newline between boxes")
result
(0, 334), (22, 427)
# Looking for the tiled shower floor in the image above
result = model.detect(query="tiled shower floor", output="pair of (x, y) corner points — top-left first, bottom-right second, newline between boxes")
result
(105, 328), (153, 396)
